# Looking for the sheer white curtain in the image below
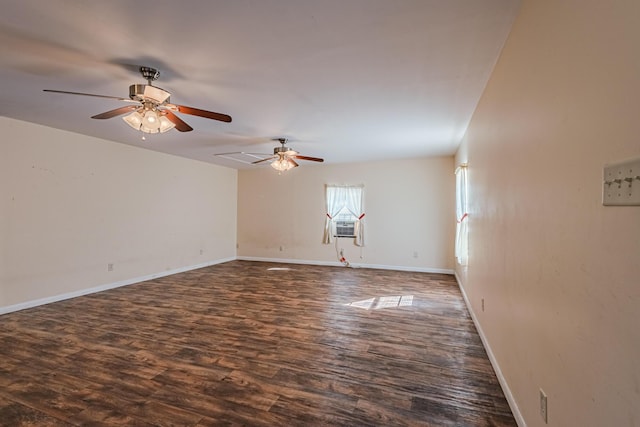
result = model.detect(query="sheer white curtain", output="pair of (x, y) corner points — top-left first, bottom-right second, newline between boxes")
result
(455, 165), (468, 265)
(322, 185), (365, 246)
(344, 186), (365, 246)
(323, 186), (343, 244)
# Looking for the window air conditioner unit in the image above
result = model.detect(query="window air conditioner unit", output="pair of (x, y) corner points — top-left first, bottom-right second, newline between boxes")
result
(335, 221), (355, 238)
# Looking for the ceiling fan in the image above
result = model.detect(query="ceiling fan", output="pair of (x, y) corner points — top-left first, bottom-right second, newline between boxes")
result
(252, 138), (324, 172)
(43, 66), (231, 136)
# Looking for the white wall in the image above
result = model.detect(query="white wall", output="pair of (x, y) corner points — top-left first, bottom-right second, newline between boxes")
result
(238, 156), (455, 272)
(456, 0), (640, 426)
(1, 117), (237, 311)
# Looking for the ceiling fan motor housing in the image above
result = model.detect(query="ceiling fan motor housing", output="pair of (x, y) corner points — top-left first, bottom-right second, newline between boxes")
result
(129, 84), (171, 104)
(274, 146), (297, 156)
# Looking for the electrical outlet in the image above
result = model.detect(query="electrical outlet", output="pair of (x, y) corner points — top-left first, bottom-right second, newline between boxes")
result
(413, 251), (418, 258)
(107, 263), (114, 272)
(540, 389), (548, 424)
(279, 246), (284, 252)
(481, 298), (485, 312)
(199, 249), (204, 255)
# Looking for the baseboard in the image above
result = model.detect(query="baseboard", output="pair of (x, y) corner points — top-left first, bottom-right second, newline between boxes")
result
(0, 257), (236, 316)
(454, 272), (527, 427)
(238, 256), (454, 275)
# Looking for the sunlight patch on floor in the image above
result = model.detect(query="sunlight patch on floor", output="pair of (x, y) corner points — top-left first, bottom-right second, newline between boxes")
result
(344, 295), (414, 310)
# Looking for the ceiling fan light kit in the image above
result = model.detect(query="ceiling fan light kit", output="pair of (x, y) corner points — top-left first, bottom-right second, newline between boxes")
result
(271, 157), (297, 172)
(122, 107), (175, 134)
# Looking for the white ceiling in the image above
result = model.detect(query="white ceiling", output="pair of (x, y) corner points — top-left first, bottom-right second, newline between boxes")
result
(0, 0), (520, 169)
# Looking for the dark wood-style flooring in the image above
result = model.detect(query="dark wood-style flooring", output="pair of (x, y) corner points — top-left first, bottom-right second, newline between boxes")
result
(0, 261), (516, 426)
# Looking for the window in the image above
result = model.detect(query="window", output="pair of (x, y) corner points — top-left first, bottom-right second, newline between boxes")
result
(455, 164), (468, 265)
(323, 185), (365, 246)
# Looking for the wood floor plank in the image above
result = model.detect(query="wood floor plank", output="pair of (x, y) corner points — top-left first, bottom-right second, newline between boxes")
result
(0, 260), (516, 425)
(0, 394), (72, 427)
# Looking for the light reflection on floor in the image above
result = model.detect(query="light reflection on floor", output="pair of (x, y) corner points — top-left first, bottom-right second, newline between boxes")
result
(344, 295), (414, 310)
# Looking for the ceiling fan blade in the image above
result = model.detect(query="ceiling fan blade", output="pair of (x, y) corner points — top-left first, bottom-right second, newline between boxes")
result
(172, 104), (232, 123)
(43, 89), (134, 102)
(288, 158), (299, 168)
(252, 156), (277, 164)
(162, 110), (193, 132)
(91, 105), (138, 119)
(292, 155), (324, 162)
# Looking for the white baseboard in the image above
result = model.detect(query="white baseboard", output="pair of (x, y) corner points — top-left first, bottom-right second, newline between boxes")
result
(454, 272), (527, 427)
(0, 257), (236, 316)
(237, 256), (454, 275)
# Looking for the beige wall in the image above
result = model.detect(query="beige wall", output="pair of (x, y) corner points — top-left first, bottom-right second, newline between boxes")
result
(456, 0), (640, 426)
(1, 117), (237, 311)
(238, 157), (455, 272)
